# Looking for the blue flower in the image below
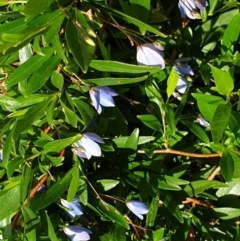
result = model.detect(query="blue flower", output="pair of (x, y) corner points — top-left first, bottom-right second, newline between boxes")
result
(126, 200), (149, 220)
(60, 196), (83, 219)
(63, 226), (92, 241)
(174, 58), (194, 94)
(72, 133), (104, 159)
(0, 149), (2, 163)
(197, 117), (210, 128)
(178, 0), (208, 19)
(89, 87), (118, 114)
(137, 43), (165, 69)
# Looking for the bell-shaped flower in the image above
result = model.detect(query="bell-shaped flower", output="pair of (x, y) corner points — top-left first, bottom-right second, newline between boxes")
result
(72, 133), (104, 160)
(126, 200), (149, 220)
(178, 0), (208, 19)
(89, 86), (118, 114)
(174, 58), (194, 94)
(137, 43), (165, 69)
(63, 226), (92, 241)
(197, 117), (210, 128)
(60, 196), (83, 219)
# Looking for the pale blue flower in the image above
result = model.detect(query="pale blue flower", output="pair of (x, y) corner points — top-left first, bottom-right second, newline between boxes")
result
(63, 226), (92, 241)
(137, 43), (165, 69)
(197, 117), (210, 128)
(178, 0), (208, 19)
(89, 87), (118, 114)
(60, 196), (83, 219)
(174, 58), (194, 94)
(72, 133), (104, 159)
(0, 149), (2, 163)
(126, 200), (149, 220)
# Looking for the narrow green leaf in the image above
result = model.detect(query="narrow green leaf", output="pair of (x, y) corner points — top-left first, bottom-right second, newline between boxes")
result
(137, 114), (161, 131)
(211, 66), (234, 95)
(43, 134), (81, 153)
(146, 196), (159, 227)
(124, 128), (139, 161)
(167, 67), (179, 98)
(20, 164), (33, 202)
(211, 102), (232, 143)
(87, 75), (148, 86)
(22, 0), (52, 17)
(65, 11), (95, 73)
(214, 208), (240, 220)
(90, 60), (161, 74)
(22, 206), (40, 232)
(0, 185), (21, 220)
(25, 55), (60, 95)
(220, 150), (234, 182)
(67, 165), (79, 202)
(90, 196), (130, 230)
(181, 120), (210, 143)
(164, 104), (175, 135)
(51, 70), (64, 90)
(5, 54), (51, 89)
(222, 13), (240, 55)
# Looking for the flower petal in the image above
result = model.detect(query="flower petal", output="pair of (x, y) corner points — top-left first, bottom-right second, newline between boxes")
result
(137, 43), (165, 69)
(97, 86), (118, 97)
(63, 226), (92, 241)
(84, 133), (104, 144)
(60, 198), (83, 218)
(126, 200), (149, 220)
(79, 136), (102, 157)
(176, 76), (189, 94)
(89, 88), (102, 114)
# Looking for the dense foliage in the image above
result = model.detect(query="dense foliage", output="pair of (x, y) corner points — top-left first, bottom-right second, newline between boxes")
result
(0, 0), (240, 240)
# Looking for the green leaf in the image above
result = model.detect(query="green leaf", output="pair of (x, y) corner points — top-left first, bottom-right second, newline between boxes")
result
(67, 165), (79, 202)
(124, 128), (139, 161)
(95, 179), (120, 192)
(43, 134), (81, 153)
(65, 11), (95, 73)
(20, 164), (33, 202)
(214, 208), (240, 220)
(87, 75), (148, 86)
(51, 70), (64, 90)
(22, 206), (40, 232)
(30, 169), (73, 211)
(90, 196), (130, 230)
(137, 114), (161, 131)
(164, 104), (176, 135)
(5, 54), (51, 89)
(0, 185), (21, 220)
(146, 196), (159, 227)
(183, 180), (227, 197)
(12, 97), (53, 140)
(211, 66), (234, 95)
(220, 150), (234, 182)
(22, 0), (52, 17)
(222, 13), (240, 55)
(167, 67), (179, 98)
(90, 60), (161, 74)
(181, 120), (210, 143)
(25, 55), (60, 95)
(216, 177), (240, 197)
(211, 102), (232, 143)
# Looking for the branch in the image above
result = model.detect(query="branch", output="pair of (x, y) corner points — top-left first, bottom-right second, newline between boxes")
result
(137, 148), (221, 158)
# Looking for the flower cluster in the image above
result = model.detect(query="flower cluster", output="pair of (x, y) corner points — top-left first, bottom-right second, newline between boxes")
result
(61, 197), (92, 240)
(178, 0), (208, 19)
(72, 133), (104, 160)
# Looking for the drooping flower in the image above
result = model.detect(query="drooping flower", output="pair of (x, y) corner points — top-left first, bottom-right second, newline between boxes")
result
(126, 200), (149, 220)
(63, 226), (92, 241)
(89, 86), (118, 114)
(60, 196), (83, 219)
(174, 58), (194, 94)
(178, 0), (208, 19)
(137, 43), (165, 69)
(197, 116), (210, 128)
(72, 133), (104, 160)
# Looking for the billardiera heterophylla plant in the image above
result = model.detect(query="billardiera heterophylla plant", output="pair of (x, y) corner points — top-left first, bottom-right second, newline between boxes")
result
(174, 58), (194, 94)
(60, 196), (83, 219)
(0, 149), (2, 163)
(136, 42), (165, 69)
(126, 200), (149, 220)
(178, 0), (208, 19)
(72, 133), (104, 160)
(89, 86), (118, 114)
(63, 226), (92, 241)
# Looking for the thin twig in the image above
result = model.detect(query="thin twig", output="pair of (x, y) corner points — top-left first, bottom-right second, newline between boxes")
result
(208, 166), (221, 180)
(182, 197), (214, 209)
(137, 148), (221, 158)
